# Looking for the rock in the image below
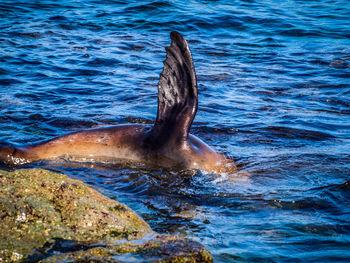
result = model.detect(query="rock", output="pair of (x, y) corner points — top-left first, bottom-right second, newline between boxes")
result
(40, 234), (212, 263)
(0, 169), (212, 262)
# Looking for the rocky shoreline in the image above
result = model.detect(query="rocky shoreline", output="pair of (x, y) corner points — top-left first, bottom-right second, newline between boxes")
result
(0, 169), (212, 262)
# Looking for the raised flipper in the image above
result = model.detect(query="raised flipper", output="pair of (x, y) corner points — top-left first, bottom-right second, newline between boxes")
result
(146, 31), (198, 147)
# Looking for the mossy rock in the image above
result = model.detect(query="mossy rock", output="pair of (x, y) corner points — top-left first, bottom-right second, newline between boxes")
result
(39, 234), (212, 262)
(0, 169), (212, 262)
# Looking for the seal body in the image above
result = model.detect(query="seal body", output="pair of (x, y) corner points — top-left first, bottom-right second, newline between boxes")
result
(1, 125), (228, 171)
(0, 32), (235, 173)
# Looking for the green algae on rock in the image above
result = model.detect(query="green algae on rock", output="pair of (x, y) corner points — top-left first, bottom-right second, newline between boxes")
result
(0, 169), (151, 261)
(0, 169), (212, 262)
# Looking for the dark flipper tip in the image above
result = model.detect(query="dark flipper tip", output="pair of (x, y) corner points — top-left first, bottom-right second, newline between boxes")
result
(170, 31), (185, 44)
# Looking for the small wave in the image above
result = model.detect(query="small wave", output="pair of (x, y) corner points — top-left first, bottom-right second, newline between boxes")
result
(0, 78), (24, 86)
(11, 31), (43, 39)
(68, 69), (103, 77)
(124, 1), (174, 13)
(262, 126), (335, 140)
(85, 58), (122, 67)
(49, 15), (67, 21)
(46, 118), (98, 129)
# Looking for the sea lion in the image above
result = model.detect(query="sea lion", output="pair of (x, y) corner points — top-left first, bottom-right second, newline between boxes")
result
(0, 32), (236, 173)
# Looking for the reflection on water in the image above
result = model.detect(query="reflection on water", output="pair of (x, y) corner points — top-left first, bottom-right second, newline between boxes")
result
(1, 0), (350, 262)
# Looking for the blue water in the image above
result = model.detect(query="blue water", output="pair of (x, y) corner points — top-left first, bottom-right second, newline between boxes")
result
(1, 0), (350, 262)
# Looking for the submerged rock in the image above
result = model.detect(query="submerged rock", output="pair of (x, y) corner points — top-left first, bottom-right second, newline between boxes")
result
(40, 234), (212, 263)
(0, 169), (212, 262)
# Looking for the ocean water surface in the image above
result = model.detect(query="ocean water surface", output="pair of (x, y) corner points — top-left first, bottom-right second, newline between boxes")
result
(1, 0), (350, 262)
